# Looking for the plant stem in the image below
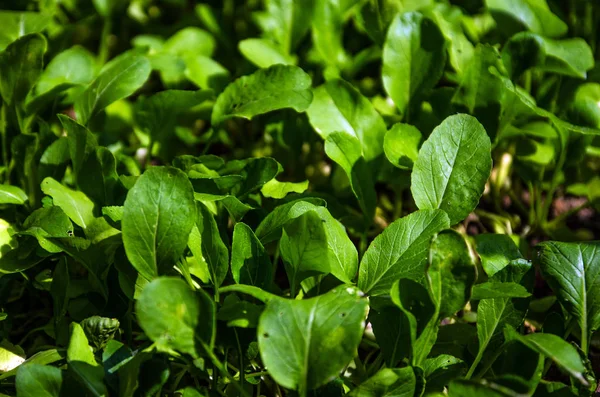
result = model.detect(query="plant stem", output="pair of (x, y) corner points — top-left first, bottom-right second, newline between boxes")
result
(466, 348), (485, 379)
(473, 342), (511, 379)
(200, 340), (250, 397)
(234, 329), (245, 389)
(98, 16), (112, 65)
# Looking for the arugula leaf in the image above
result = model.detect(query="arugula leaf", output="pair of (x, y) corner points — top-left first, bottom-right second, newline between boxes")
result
(280, 207), (358, 289)
(348, 367), (416, 397)
(40, 178), (95, 229)
(0, 185), (28, 205)
(67, 323), (108, 396)
(0, 11), (50, 51)
(239, 38), (296, 68)
(537, 241), (600, 355)
(357, 209), (450, 296)
(382, 12), (446, 116)
(0, 33), (46, 106)
(504, 326), (588, 385)
(257, 285), (368, 394)
(307, 78), (386, 163)
(211, 64), (313, 126)
(324, 131), (376, 223)
(502, 33), (594, 79)
(16, 364), (63, 397)
(468, 259), (533, 378)
(136, 277), (215, 358)
(429, 230), (475, 318)
(75, 53), (151, 125)
(485, 0), (568, 38)
(122, 166), (196, 281)
(411, 114), (492, 225)
(231, 222), (273, 290)
(383, 123), (421, 169)
(475, 234), (523, 277)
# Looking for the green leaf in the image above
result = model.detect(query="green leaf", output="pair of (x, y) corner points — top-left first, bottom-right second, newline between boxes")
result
(382, 12), (446, 116)
(258, 285), (368, 393)
(231, 222), (273, 290)
(163, 27), (215, 58)
(0, 340), (24, 372)
(426, 4), (474, 77)
(0, 185), (28, 204)
(324, 131), (376, 223)
(239, 38), (296, 68)
(23, 206), (73, 253)
(429, 230), (475, 318)
(411, 114), (492, 225)
(475, 234), (523, 277)
(16, 364), (63, 397)
(537, 241), (600, 354)
(502, 33), (594, 79)
(60, 114), (98, 179)
(0, 11), (50, 51)
(450, 44), (510, 140)
(255, 198), (326, 243)
(448, 378), (518, 396)
(217, 294), (263, 328)
(136, 277), (215, 358)
(504, 326), (588, 386)
(357, 209), (450, 296)
(67, 323), (108, 397)
(311, 0), (351, 69)
(485, 0), (568, 38)
(40, 177), (95, 229)
(75, 52), (151, 125)
(469, 259), (533, 378)
(422, 355), (466, 394)
(122, 166), (196, 281)
(307, 79), (386, 163)
(194, 202), (229, 288)
(383, 123), (421, 169)
(211, 64), (312, 126)
(33, 45), (96, 97)
(391, 278), (438, 365)
(0, 33), (46, 105)
(369, 304), (414, 367)
(184, 55), (230, 92)
(348, 367), (416, 397)
(280, 208), (358, 288)
(261, 178), (308, 199)
(135, 89), (213, 155)
(254, 0), (313, 54)
(471, 282), (532, 300)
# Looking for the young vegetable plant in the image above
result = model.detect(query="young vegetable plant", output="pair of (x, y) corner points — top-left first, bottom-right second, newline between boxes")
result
(0, 0), (600, 396)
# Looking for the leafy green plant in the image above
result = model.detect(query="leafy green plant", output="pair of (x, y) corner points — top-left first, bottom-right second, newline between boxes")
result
(1, 0), (600, 396)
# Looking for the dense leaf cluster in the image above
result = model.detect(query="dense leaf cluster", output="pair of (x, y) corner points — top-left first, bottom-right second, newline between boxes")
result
(0, 0), (599, 396)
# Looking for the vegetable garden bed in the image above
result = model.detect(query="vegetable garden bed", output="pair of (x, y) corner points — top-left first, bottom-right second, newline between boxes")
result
(0, 0), (600, 396)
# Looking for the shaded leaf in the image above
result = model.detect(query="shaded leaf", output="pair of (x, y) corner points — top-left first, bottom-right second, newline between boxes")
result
(136, 277), (215, 357)
(537, 241), (600, 354)
(382, 12), (446, 116)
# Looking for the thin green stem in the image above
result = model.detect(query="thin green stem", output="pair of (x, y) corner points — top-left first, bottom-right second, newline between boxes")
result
(473, 341), (511, 380)
(466, 347), (485, 379)
(234, 329), (245, 389)
(200, 341), (250, 397)
(98, 16), (113, 65)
